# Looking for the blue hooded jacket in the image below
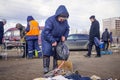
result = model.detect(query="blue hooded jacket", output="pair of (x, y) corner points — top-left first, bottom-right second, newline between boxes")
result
(25, 16), (39, 40)
(55, 5), (69, 18)
(41, 5), (70, 56)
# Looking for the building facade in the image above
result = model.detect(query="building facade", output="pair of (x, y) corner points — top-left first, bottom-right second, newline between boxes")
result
(102, 17), (120, 37)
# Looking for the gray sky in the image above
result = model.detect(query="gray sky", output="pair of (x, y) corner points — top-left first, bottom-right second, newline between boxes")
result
(0, 0), (120, 33)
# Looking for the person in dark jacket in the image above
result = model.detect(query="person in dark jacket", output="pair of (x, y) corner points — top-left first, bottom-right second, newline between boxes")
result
(0, 19), (6, 58)
(16, 23), (28, 58)
(109, 32), (113, 44)
(117, 37), (119, 44)
(26, 16), (42, 58)
(0, 19), (6, 45)
(16, 23), (25, 39)
(41, 5), (70, 74)
(85, 15), (101, 58)
(102, 28), (110, 50)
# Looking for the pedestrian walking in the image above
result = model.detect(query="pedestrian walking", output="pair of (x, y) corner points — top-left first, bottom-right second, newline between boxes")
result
(102, 28), (110, 50)
(109, 32), (113, 46)
(41, 5), (70, 74)
(84, 15), (101, 58)
(116, 37), (119, 44)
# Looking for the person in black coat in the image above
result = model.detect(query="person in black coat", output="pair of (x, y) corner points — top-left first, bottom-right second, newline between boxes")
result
(0, 19), (6, 58)
(102, 28), (110, 50)
(0, 19), (6, 45)
(85, 15), (101, 57)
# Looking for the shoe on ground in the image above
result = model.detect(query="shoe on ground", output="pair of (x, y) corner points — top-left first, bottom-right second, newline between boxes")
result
(84, 55), (91, 58)
(38, 56), (43, 59)
(44, 67), (49, 74)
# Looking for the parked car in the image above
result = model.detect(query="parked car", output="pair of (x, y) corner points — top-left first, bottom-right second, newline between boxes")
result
(65, 34), (89, 50)
(4, 28), (21, 41)
(3, 28), (21, 49)
(3, 27), (43, 49)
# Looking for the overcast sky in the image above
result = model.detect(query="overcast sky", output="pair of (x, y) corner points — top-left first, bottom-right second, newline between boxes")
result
(0, 0), (120, 33)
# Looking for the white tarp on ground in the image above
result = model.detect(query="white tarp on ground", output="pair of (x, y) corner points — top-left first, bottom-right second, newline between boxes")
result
(33, 75), (69, 80)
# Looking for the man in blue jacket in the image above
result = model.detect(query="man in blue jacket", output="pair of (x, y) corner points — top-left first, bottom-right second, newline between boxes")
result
(26, 16), (42, 58)
(41, 5), (70, 74)
(85, 15), (101, 58)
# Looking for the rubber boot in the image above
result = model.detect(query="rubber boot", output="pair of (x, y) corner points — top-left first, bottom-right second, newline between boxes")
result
(43, 56), (50, 74)
(53, 58), (58, 70)
(28, 53), (33, 58)
(0, 45), (2, 52)
(38, 51), (42, 58)
(0, 45), (2, 59)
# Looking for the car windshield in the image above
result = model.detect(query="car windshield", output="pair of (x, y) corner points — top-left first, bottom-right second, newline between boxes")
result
(78, 35), (89, 40)
(13, 30), (20, 36)
(67, 34), (89, 40)
(67, 35), (79, 40)
(4, 31), (11, 36)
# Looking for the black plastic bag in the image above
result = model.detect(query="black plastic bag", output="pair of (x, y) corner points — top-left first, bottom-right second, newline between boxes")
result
(56, 42), (70, 60)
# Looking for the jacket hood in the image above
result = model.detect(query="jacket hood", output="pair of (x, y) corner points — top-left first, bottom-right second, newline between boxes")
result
(27, 16), (34, 22)
(55, 5), (69, 18)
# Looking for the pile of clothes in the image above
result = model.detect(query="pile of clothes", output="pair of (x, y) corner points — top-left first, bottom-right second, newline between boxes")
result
(33, 70), (116, 80)
(34, 70), (91, 80)
(34, 72), (91, 80)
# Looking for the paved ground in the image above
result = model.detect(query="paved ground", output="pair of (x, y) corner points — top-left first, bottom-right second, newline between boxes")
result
(0, 50), (120, 80)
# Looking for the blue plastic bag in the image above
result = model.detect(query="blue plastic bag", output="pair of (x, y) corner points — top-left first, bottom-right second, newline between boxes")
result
(94, 37), (100, 47)
(101, 50), (112, 55)
(99, 42), (104, 49)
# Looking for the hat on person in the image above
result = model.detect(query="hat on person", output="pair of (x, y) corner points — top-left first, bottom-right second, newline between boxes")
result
(105, 28), (108, 31)
(3, 19), (6, 24)
(89, 15), (95, 19)
(0, 19), (5, 21)
(0, 19), (6, 24)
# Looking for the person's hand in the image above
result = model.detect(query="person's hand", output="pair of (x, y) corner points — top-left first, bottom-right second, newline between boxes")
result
(61, 36), (66, 42)
(52, 42), (57, 46)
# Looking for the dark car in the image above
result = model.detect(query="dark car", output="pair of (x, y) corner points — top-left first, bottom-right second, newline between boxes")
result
(65, 34), (89, 50)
